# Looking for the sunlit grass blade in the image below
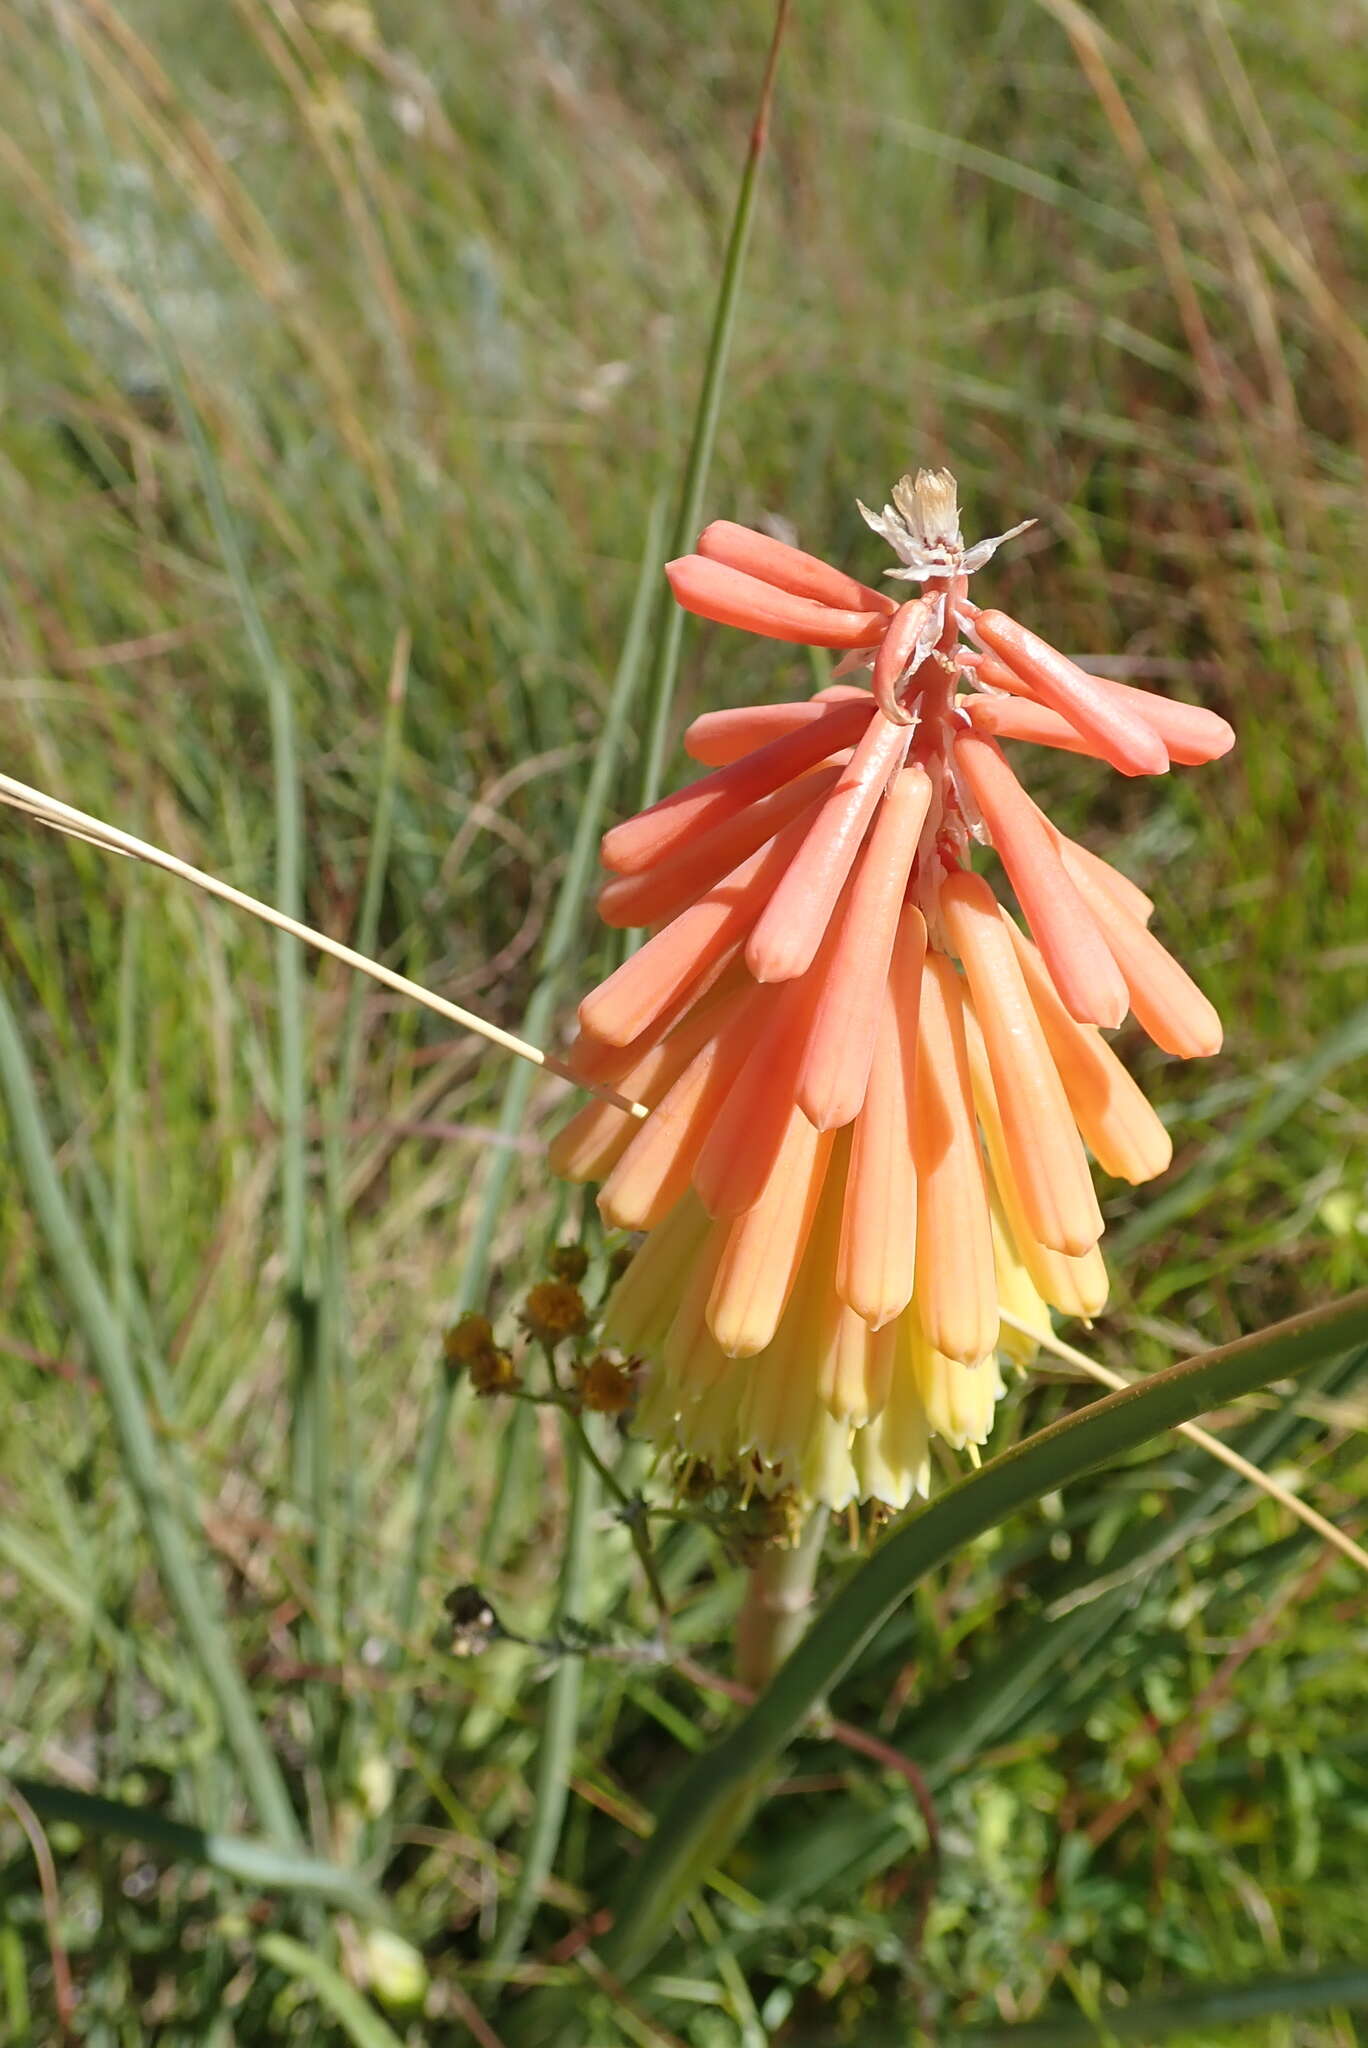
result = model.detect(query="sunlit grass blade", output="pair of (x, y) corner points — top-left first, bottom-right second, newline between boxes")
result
(1007, 1310), (1368, 1575)
(882, 1344), (1365, 1798)
(0, 773), (638, 1111)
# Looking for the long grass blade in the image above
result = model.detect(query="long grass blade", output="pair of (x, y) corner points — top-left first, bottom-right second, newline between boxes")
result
(637, 0), (793, 810)
(1006, 1309), (1368, 1575)
(257, 1933), (406, 2048)
(318, 629), (411, 1656)
(8, 1778), (384, 1919)
(52, 6), (313, 1509)
(0, 773), (643, 1115)
(392, 490), (666, 1645)
(595, 1288), (1368, 1981)
(0, 981), (302, 1846)
(487, 1420), (597, 1975)
(945, 1962), (1368, 2044)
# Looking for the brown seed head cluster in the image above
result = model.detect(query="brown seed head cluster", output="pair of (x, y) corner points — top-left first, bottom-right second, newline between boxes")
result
(520, 1279), (590, 1346)
(444, 1312), (518, 1395)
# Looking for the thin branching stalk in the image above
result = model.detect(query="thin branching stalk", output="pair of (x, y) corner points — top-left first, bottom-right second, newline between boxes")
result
(393, 492), (666, 1642)
(487, 1417), (597, 1977)
(9, 1778), (383, 1919)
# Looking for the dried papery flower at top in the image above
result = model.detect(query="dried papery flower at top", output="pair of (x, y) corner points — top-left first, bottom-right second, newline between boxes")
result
(559, 468), (1234, 1511)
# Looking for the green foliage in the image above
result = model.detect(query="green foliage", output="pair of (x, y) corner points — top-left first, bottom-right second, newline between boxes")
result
(2, 1), (1367, 2042)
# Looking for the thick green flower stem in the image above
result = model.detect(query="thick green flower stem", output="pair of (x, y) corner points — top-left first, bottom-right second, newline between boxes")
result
(0, 982), (302, 1849)
(735, 1508), (829, 1692)
(593, 1290), (1368, 1986)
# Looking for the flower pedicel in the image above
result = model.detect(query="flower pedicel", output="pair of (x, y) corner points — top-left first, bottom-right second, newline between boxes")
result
(555, 471), (1234, 1511)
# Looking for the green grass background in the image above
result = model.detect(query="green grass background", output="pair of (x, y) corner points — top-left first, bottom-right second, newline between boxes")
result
(1, 0), (1366, 2041)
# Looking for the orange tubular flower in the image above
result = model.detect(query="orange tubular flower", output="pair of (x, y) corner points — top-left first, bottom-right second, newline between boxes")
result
(561, 470), (1235, 1512)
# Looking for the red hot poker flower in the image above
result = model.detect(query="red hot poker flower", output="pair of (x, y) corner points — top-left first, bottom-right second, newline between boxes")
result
(556, 470), (1234, 1511)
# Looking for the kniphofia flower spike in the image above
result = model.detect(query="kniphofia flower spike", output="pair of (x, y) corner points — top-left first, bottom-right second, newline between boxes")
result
(556, 471), (1234, 1510)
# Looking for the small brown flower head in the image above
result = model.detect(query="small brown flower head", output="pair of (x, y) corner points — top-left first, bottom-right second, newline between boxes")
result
(520, 1279), (589, 1347)
(443, 1312), (496, 1366)
(443, 1311), (518, 1394)
(607, 1244), (635, 1284)
(579, 1351), (635, 1416)
(467, 1343), (519, 1396)
(548, 1243), (590, 1284)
